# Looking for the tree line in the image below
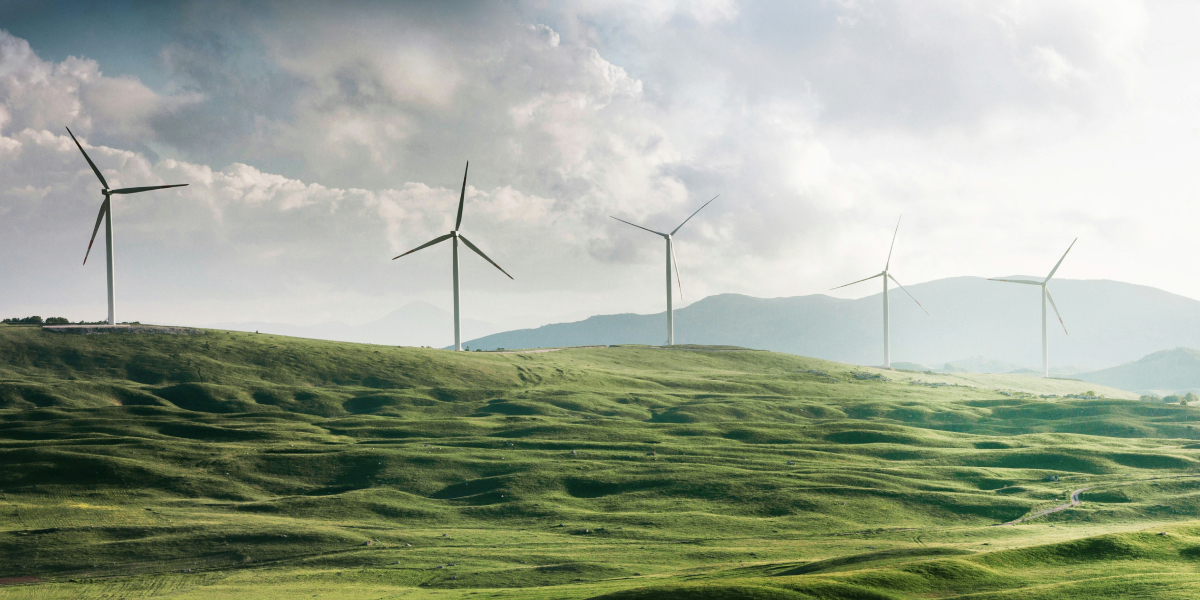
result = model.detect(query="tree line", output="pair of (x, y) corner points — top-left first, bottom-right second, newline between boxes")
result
(2, 316), (69, 325)
(1141, 392), (1200, 405)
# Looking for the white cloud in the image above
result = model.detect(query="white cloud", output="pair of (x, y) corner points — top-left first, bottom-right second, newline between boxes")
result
(6, 3), (1200, 345)
(0, 30), (201, 145)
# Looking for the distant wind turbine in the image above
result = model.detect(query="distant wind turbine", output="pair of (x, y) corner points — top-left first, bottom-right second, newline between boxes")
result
(610, 195), (719, 346)
(67, 127), (188, 326)
(831, 216), (928, 369)
(392, 162), (512, 351)
(990, 238), (1076, 378)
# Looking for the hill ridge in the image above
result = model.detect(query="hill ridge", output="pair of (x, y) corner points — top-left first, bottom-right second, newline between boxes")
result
(464, 277), (1200, 370)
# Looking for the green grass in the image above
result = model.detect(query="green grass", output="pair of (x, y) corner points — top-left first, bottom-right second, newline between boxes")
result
(3, 325), (1200, 598)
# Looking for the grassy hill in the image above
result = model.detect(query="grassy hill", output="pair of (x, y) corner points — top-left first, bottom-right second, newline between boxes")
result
(5, 325), (1200, 598)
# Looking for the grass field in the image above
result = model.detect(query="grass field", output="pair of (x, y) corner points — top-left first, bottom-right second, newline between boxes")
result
(4, 324), (1200, 598)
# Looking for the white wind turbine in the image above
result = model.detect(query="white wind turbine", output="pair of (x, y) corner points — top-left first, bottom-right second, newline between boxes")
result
(831, 216), (928, 369)
(68, 127), (189, 326)
(989, 238), (1076, 378)
(611, 195), (719, 346)
(392, 162), (512, 351)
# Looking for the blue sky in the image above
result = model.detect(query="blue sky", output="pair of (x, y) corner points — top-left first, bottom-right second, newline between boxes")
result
(1, 0), (1197, 346)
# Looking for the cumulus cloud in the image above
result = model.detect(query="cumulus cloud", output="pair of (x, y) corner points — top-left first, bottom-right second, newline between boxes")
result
(0, 30), (202, 147)
(3, 2), (1191, 336)
(0, 120), (609, 326)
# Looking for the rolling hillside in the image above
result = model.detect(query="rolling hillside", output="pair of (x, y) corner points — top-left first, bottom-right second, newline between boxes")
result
(8, 325), (1200, 598)
(464, 277), (1200, 371)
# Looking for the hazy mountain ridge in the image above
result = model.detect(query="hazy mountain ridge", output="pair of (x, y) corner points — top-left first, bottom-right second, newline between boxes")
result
(1077, 347), (1200, 395)
(463, 277), (1200, 370)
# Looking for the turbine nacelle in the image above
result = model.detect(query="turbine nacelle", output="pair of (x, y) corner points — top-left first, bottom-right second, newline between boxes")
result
(65, 126), (189, 325)
(831, 216), (928, 315)
(988, 237), (1076, 336)
(391, 161), (514, 350)
(831, 216), (928, 369)
(610, 194), (720, 345)
(989, 238), (1077, 376)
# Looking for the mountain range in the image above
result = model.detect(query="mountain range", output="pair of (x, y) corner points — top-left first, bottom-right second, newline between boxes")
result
(462, 277), (1200, 372)
(1077, 347), (1200, 395)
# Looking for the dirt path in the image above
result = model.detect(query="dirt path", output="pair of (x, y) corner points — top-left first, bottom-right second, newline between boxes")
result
(1000, 487), (1092, 526)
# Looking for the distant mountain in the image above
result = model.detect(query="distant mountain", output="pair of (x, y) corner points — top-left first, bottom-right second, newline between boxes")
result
(463, 277), (1200, 370)
(882, 358), (1087, 375)
(213, 301), (498, 347)
(939, 357), (1089, 376)
(942, 357), (1027, 373)
(1077, 348), (1200, 395)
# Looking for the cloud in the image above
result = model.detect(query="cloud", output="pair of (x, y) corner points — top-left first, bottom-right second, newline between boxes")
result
(0, 29), (202, 147)
(0, 120), (611, 323)
(3, 4), (1194, 338)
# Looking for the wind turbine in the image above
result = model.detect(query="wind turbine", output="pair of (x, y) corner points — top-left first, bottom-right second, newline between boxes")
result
(610, 195), (719, 346)
(989, 238), (1076, 378)
(67, 127), (188, 326)
(392, 162), (512, 351)
(831, 216), (928, 369)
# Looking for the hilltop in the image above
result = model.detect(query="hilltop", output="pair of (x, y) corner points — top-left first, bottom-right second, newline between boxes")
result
(211, 301), (500, 348)
(7, 325), (1200, 598)
(463, 277), (1200, 371)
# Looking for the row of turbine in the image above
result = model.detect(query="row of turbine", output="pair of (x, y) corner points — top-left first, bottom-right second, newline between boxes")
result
(67, 131), (1073, 375)
(834, 216), (1076, 378)
(368, 161), (717, 352)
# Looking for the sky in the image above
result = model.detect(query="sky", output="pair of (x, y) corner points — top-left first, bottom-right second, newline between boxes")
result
(1, 0), (1199, 346)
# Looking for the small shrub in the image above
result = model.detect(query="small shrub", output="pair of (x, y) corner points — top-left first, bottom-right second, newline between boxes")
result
(1080, 489), (1131, 503)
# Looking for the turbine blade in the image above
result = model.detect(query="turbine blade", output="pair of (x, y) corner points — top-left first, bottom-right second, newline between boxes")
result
(83, 198), (110, 265)
(455, 161), (468, 231)
(392, 232), (453, 260)
(610, 216), (666, 237)
(885, 215), (901, 270)
(831, 272), (884, 290)
(65, 126), (108, 189)
(1044, 238), (1077, 282)
(1045, 287), (1068, 334)
(988, 277), (1043, 285)
(458, 234), (513, 280)
(888, 273), (929, 315)
(671, 194), (719, 235)
(671, 244), (683, 301)
(109, 184), (188, 195)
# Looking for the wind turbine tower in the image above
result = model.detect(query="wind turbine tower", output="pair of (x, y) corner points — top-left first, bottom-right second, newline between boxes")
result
(392, 162), (513, 351)
(990, 239), (1076, 377)
(831, 216), (928, 369)
(611, 195), (719, 346)
(67, 127), (189, 326)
